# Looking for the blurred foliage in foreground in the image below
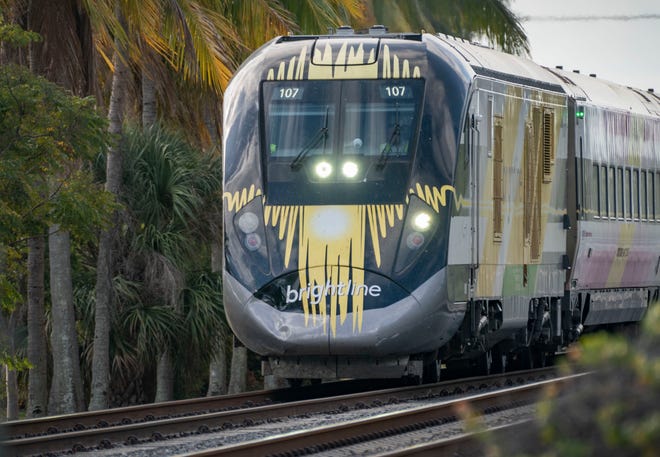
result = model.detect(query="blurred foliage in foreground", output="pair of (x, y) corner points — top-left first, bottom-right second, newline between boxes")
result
(493, 303), (660, 457)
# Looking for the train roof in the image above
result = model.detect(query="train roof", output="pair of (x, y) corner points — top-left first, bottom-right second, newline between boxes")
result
(435, 34), (660, 118)
(247, 27), (659, 119)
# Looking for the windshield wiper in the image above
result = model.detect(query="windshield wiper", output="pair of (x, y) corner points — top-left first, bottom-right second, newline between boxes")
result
(377, 121), (400, 169)
(290, 107), (329, 170)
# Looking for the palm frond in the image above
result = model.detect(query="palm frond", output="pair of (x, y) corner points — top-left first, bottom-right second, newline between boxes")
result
(120, 298), (182, 357)
(365, 0), (528, 55)
(178, 271), (225, 360)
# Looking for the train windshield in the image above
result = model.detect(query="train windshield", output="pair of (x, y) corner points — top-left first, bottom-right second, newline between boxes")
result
(261, 79), (424, 205)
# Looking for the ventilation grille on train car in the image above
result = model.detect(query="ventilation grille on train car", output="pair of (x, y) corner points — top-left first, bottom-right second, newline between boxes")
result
(542, 109), (555, 183)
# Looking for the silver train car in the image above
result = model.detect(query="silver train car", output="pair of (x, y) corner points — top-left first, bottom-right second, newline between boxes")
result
(222, 26), (660, 382)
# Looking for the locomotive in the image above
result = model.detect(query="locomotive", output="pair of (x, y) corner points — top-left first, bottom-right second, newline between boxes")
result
(222, 26), (660, 383)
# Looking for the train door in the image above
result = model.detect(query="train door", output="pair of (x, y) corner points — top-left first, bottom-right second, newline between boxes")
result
(565, 98), (581, 288)
(464, 88), (492, 298)
(468, 106), (480, 296)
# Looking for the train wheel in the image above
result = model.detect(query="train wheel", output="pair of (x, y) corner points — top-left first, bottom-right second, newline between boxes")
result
(490, 346), (507, 374)
(476, 350), (493, 376)
(522, 347), (534, 369)
(509, 347), (533, 371)
(533, 349), (555, 368)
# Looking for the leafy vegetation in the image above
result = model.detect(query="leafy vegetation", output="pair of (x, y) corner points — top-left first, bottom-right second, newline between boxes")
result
(0, 64), (114, 245)
(78, 125), (226, 404)
(487, 305), (660, 457)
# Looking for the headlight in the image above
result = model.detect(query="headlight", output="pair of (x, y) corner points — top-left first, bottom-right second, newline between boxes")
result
(315, 161), (333, 178)
(412, 211), (432, 231)
(395, 195), (438, 274)
(342, 161), (359, 178)
(238, 211), (259, 233)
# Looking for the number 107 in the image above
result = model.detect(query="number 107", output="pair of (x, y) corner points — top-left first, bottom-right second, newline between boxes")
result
(385, 86), (406, 97)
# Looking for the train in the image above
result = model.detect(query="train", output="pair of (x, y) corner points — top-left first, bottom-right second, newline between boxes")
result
(222, 25), (660, 383)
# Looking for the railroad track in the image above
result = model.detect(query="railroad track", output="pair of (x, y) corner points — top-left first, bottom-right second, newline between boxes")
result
(1, 367), (566, 456)
(181, 374), (584, 456)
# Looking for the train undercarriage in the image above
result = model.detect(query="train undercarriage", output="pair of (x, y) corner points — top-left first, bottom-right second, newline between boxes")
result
(263, 287), (657, 386)
(437, 287), (657, 381)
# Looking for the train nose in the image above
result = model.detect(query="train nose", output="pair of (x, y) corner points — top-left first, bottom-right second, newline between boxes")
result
(225, 267), (463, 358)
(226, 266), (413, 356)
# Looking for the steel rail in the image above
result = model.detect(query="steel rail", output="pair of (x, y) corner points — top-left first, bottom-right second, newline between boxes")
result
(175, 374), (585, 457)
(1, 367), (559, 456)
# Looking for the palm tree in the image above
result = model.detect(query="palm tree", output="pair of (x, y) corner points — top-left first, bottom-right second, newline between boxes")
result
(85, 0), (365, 401)
(47, 224), (85, 414)
(90, 20), (129, 411)
(89, 0), (242, 409)
(361, 0), (528, 54)
(110, 125), (223, 402)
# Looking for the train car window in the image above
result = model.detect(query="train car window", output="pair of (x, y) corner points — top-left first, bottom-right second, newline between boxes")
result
(641, 170), (648, 221)
(656, 171), (660, 221)
(652, 172), (656, 221)
(260, 78), (425, 205)
(342, 102), (415, 157)
(626, 168), (633, 220)
(609, 166), (616, 219)
(633, 169), (640, 221)
(649, 171), (655, 222)
(602, 165), (609, 218)
(617, 167), (624, 219)
(341, 80), (421, 161)
(653, 172), (660, 222)
(263, 81), (337, 158)
(646, 170), (653, 221)
(594, 164), (601, 218)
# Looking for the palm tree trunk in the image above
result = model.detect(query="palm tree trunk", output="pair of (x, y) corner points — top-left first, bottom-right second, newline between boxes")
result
(206, 347), (227, 396)
(89, 33), (129, 411)
(142, 69), (157, 127)
(207, 239), (227, 396)
(27, 235), (48, 417)
(142, 63), (178, 401)
(203, 99), (220, 149)
(0, 244), (19, 421)
(5, 365), (19, 421)
(48, 224), (84, 414)
(89, 228), (114, 411)
(0, 364), (6, 421)
(1, 311), (20, 421)
(154, 351), (174, 402)
(227, 336), (247, 394)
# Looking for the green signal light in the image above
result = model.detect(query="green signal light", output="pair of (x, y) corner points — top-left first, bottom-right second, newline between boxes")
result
(576, 107), (585, 119)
